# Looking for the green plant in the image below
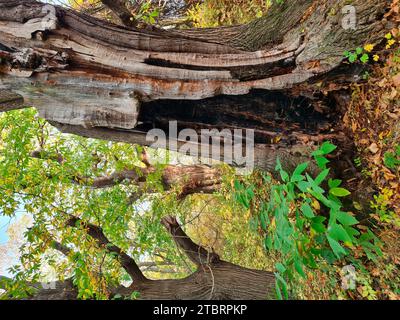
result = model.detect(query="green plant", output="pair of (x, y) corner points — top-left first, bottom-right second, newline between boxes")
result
(344, 47), (371, 64)
(384, 145), (400, 170)
(234, 142), (383, 299)
(371, 188), (400, 227)
(133, 1), (160, 25)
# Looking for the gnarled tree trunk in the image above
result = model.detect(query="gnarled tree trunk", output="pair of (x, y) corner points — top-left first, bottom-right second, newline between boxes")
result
(0, 0), (395, 300)
(0, 0), (392, 175)
(3, 216), (275, 300)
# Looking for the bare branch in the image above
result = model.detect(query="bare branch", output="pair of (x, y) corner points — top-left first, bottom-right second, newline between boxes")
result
(161, 216), (220, 267)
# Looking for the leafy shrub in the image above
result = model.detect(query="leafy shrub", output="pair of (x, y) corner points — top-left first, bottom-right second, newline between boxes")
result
(234, 142), (383, 299)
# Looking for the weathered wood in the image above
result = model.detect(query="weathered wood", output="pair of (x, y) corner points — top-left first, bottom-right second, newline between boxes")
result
(0, 0), (391, 172)
(0, 89), (24, 111)
(0, 1), (390, 111)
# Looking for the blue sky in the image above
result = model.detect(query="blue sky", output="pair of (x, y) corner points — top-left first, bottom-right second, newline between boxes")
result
(0, 215), (11, 244)
(0, 207), (26, 276)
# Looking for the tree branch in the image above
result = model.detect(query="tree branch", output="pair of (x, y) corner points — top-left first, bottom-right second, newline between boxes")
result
(31, 150), (64, 165)
(161, 216), (220, 267)
(30, 149), (222, 194)
(50, 240), (72, 257)
(100, 0), (137, 28)
(137, 261), (173, 268)
(30, 149), (146, 189)
(66, 216), (147, 283)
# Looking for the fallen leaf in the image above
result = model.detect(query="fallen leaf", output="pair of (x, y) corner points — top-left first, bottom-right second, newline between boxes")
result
(393, 73), (400, 86)
(368, 143), (379, 154)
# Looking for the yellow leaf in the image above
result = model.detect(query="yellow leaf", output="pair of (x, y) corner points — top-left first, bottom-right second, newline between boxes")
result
(311, 199), (320, 211)
(364, 44), (374, 52)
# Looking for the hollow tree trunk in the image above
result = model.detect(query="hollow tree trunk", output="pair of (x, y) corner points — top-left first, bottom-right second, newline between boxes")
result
(0, 0), (391, 175)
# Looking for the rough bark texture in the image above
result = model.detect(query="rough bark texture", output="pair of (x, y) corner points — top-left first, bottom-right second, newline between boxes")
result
(0, 0), (392, 174)
(30, 148), (222, 196)
(100, 0), (137, 28)
(0, 0), (394, 300)
(13, 216), (275, 300)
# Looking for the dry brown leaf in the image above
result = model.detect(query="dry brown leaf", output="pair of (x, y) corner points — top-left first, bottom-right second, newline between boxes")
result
(368, 143), (379, 154)
(392, 73), (400, 86)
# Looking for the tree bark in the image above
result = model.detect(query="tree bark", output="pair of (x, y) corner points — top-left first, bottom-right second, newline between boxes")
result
(0, 0), (392, 174)
(1, 0), (393, 301)
(8, 215), (275, 300)
(30, 148), (223, 196)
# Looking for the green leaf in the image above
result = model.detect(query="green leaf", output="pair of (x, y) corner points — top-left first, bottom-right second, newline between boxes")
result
(306, 174), (325, 194)
(311, 216), (326, 233)
(275, 158), (289, 182)
(291, 174), (305, 183)
(314, 155), (330, 169)
(328, 179), (342, 189)
(384, 152), (400, 169)
(360, 53), (369, 63)
(348, 54), (357, 63)
(293, 162), (308, 177)
(265, 236), (273, 250)
(320, 142), (337, 155)
(301, 203), (315, 218)
(275, 158), (283, 171)
(280, 170), (289, 182)
(336, 211), (359, 226)
(327, 235), (347, 258)
(294, 260), (306, 278)
(297, 181), (311, 193)
(275, 274), (289, 300)
(329, 224), (352, 243)
(315, 168), (330, 185)
(330, 187), (351, 197)
(275, 262), (286, 274)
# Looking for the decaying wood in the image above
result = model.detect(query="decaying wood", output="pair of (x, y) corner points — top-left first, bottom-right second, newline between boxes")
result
(0, 0), (391, 144)
(0, 89), (24, 111)
(0, 1), (395, 301)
